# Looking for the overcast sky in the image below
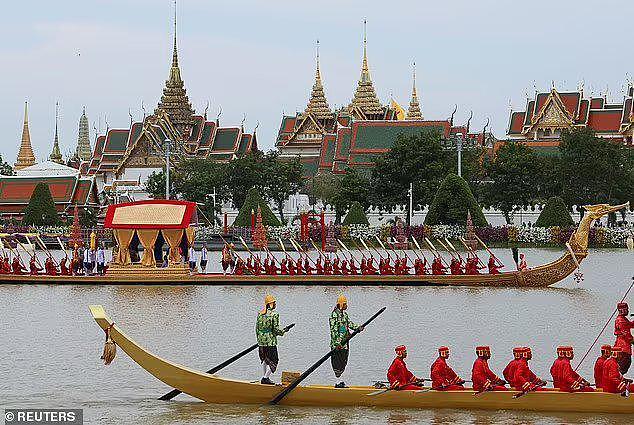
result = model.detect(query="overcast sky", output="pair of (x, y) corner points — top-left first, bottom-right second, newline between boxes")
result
(1, 0), (632, 164)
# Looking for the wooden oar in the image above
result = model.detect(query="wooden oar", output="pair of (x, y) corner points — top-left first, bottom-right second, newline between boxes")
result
(574, 276), (634, 372)
(374, 235), (392, 259)
(512, 382), (546, 399)
(411, 236), (429, 263)
(290, 238), (317, 267)
(362, 238), (384, 260)
(16, 237), (44, 269)
(308, 238), (324, 259)
(458, 237), (486, 268)
(425, 237), (450, 268)
(159, 323), (295, 401)
(351, 239), (368, 259)
(367, 379), (429, 396)
(36, 235), (59, 267)
(444, 238), (463, 262)
(219, 235), (246, 263)
(2, 237), (25, 268)
(269, 307), (386, 405)
(337, 239), (358, 262)
(436, 239), (456, 260)
(474, 234), (503, 268)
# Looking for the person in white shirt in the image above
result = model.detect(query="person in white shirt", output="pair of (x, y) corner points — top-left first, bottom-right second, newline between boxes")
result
(188, 246), (197, 274)
(200, 243), (208, 274)
(83, 247), (91, 276)
(96, 244), (106, 275)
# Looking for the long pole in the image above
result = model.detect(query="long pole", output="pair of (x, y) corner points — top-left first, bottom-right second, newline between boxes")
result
(165, 138), (171, 200)
(159, 323), (295, 401)
(408, 182), (413, 226)
(574, 277), (634, 371)
(269, 307), (386, 405)
(474, 234), (503, 268)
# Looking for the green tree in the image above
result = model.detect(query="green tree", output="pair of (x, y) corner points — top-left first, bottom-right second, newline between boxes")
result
(425, 173), (487, 226)
(145, 171), (166, 199)
(482, 142), (539, 223)
(343, 201), (369, 225)
(535, 196), (574, 227)
(559, 129), (631, 213)
(22, 183), (60, 226)
(0, 154), (13, 176)
(306, 172), (339, 206)
(370, 129), (449, 224)
(264, 152), (303, 224)
(79, 207), (98, 228)
(328, 168), (370, 224)
(233, 187), (280, 227)
(225, 152), (267, 208)
(172, 159), (229, 223)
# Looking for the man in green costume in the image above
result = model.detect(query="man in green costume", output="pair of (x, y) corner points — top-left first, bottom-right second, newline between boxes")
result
(256, 294), (288, 385)
(330, 294), (363, 388)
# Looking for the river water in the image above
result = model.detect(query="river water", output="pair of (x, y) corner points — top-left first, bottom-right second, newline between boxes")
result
(2, 248), (634, 424)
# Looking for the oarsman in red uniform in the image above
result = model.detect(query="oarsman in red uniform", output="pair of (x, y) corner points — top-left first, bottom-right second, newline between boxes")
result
(245, 257), (253, 275)
(513, 347), (547, 393)
(304, 258), (312, 275)
(340, 259), (349, 275)
(296, 258), (303, 275)
(44, 257), (58, 276)
(287, 258), (296, 276)
(366, 257), (378, 274)
(349, 258), (358, 275)
(263, 258), (270, 274)
(465, 257), (481, 275)
(614, 302), (634, 373)
(518, 253), (528, 271)
(324, 257), (333, 275)
(0, 258), (6, 275)
(503, 347), (526, 388)
(431, 346), (465, 390)
(332, 258), (341, 275)
(232, 258), (244, 275)
(381, 258), (394, 275)
(279, 258), (288, 275)
(29, 255), (42, 276)
(253, 257), (263, 275)
(12, 257), (25, 275)
(472, 346), (507, 392)
(221, 243), (235, 275)
(488, 255), (501, 274)
(432, 257), (446, 275)
(316, 258), (323, 275)
(2, 256), (11, 273)
(269, 258), (279, 275)
(601, 346), (634, 395)
(400, 258), (411, 275)
(59, 257), (70, 275)
(594, 345), (612, 389)
(387, 345), (423, 390)
(550, 346), (593, 392)
(449, 257), (463, 275)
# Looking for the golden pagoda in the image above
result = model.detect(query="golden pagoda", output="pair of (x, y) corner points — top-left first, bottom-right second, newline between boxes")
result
(347, 21), (384, 119)
(303, 41), (334, 121)
(49, 102), (63, 164)
(406, 62), (423, 120)
(75, 107), (92, 162)
(154, 1), (195, 138)
(15, 101), (36, 170)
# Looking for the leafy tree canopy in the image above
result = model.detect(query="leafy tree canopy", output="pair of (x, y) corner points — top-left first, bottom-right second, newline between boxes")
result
(233, 187), (280, 227)
(425, 173), (487, 226)
(22, 182), (60, 226)
(343, 201), (369, 225)
(535, 196), (574, 227)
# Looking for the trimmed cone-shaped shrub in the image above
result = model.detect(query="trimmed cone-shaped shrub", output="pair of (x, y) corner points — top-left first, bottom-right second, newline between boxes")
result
(232, 188), (280, 227)
(22, 182), (60, 226)
(535, 196), (574, 227)
(343, 201), (369, 225)
(424, 173), (487, 226)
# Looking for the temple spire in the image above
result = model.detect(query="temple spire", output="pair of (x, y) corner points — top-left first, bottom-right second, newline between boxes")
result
(76, 106), (92, 161)
(15, 101), (36, 170)
(406, 62), (423, 120)
(155, 0), (195, 137)
(49, 102), (63, 164)
(303, 40), (333, 120)
(348, 20), (383, 118)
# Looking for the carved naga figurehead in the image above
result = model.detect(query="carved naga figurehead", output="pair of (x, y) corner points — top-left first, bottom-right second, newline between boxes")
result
(570, 202), (630, 251)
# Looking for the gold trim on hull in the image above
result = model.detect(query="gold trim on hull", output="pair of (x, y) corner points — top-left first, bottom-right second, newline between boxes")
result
(89, 305), (634, 414)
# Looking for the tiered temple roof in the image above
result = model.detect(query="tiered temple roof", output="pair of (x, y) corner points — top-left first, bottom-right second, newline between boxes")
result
(506, 84), (634, 149)
(405, 64), (423, 120)
(154, 8), (195, 138)
(347, 22), (385, 120)
(49, 103), (63, 164)
(15, 102), (36, 170)
(303, 43), (334, 121)
(76, 107), (92, 162)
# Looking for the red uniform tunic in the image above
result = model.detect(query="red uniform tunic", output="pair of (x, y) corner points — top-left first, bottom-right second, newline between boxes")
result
(12, 258), (24, 275)
(316, 259), (323, 275)
(387, 357), (421, 390)
(366, 259), (377, 274)
(503, 359), (519, 387)
(431, 357), (464, 390)
(323, 259), (332, 275)
(332, 259), (341, 275)
(550, 358), (592, 392)
(304, 259), (312, 275)
(296, 259), (303, 275)
(349, 260), (358, 275)
(594, 356), (607, 389)
(614, 315), (634, 355)
(432, 258), (446, 275)
(29, 259), (41, 276)
(512, 359), (542, 392)
(488, 256), (500, 274)
(601, 357), (630, 393)
(472, 358), (506, 391)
